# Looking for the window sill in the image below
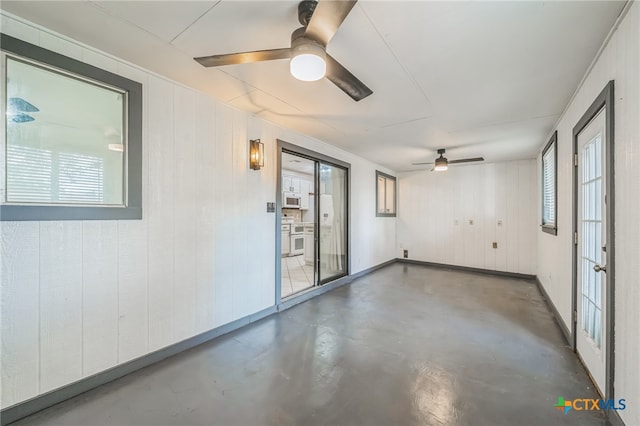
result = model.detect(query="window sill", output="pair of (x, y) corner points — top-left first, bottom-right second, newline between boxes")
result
(541, 225), (557, 235)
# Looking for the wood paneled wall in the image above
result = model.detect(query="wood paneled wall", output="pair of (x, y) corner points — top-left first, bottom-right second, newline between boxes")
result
(0, 14), (397, 409)
(537, 4), (639, 424)
(398, 160), (536, 275)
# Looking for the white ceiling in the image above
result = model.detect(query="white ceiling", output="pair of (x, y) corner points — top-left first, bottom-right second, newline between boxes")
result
(1, 1), (625, 172)
(282, 152), (315, 175)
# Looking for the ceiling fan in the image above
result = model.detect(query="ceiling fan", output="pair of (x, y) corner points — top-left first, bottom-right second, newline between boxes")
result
(193, 0), (372, 102)
(412, 149), (484, 171)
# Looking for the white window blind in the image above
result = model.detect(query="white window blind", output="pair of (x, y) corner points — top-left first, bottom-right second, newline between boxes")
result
(6, 146), (105, 204)
(58, 153), (105, 204)
(542, 143), (556, 226)
(6, 145), (53, 202)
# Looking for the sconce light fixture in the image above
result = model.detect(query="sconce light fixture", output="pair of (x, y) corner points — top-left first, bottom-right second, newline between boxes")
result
(249, 139), (264, 170)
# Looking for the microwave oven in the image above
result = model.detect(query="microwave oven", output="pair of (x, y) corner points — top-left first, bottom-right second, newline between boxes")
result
(283, 192), (301, 208)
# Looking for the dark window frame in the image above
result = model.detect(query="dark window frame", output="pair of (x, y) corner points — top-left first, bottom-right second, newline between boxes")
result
(376, 170), (396, 217)
(0, 33), (142, 221)
(541, 131), (557, 235)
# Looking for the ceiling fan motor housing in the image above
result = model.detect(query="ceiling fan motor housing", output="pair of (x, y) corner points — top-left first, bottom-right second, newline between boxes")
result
(290, 27), (326, 81)
(435, 157), (448, 168)
(291, 27), (326, 52)
(298, 0), (318, 27)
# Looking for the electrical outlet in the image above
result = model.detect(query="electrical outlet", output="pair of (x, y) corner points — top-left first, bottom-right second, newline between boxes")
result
(403, 249), (408, 258)
(497, 220), (503, 226)
(468, 219), (474, 225)
(492, 242), (498, 249)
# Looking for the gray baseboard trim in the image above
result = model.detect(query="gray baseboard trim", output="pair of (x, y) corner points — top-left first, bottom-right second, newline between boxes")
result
(397, 258), (536, 280)
(535, 277), (572, 346)
(0, 305), (277, 426)
(351, 259), (396, 280)
(607, 408), (626, 426)
(1, 258), (398, 425)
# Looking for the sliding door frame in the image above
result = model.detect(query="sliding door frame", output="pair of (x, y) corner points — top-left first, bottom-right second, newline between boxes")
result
(275, 139), (351, 306)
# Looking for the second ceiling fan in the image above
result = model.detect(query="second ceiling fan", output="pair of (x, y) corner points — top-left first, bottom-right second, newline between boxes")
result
(193, 0), (372, 102)
(412, 149), (484, 171)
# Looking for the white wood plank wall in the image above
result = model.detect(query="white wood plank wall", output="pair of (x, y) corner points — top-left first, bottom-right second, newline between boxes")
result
(397, 160), (537, 275)
(0, 13), (397, 409)
(537, 3), (639, 425)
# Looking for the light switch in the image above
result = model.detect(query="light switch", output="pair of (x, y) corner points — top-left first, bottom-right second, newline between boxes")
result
(497, 220), (503, 226)
(468, 219), (474, 225)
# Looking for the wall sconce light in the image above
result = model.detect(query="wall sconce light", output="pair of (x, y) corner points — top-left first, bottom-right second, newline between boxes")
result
(249, 139), (264, 170)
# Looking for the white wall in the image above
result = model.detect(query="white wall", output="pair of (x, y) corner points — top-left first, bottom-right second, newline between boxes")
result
(537, 3), (639, 425)
(397, 160), (536, 275)
(0, 14), (396, 409)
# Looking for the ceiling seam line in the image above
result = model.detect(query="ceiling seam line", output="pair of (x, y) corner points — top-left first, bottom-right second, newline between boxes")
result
(170, 0), (222, 44)
(87, 1), (183, 47)
(380, 116), (432, 129)
(358, 4), (434, 109)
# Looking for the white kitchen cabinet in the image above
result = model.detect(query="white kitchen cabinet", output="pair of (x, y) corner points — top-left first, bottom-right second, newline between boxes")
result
(291, 178), (301, 193)
(283, 175), (301, 193)
(283, 176), (292, 193)
(300, 180), (310, 210)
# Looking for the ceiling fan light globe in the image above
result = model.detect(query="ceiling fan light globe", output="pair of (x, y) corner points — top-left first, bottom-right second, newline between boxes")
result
(290, 40), (326, 81)
(290, 54), (326, 81)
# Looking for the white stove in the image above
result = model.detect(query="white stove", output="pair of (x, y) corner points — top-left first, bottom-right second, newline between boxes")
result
(282, 218), (304, 256)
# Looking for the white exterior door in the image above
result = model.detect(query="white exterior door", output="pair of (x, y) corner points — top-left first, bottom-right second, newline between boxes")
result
(576, 108), (607, 394)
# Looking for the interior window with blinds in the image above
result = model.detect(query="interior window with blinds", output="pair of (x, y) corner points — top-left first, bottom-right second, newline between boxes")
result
(376, 171), (396, 217)
(541, 131), (557, 235)
(4, 56), (125, 206)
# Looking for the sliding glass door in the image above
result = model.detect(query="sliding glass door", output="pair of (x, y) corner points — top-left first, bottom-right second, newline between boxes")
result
(278, 141), (349, 300)
(318, 163), (347, 283)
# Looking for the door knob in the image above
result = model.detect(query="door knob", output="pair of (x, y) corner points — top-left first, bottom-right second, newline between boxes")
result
(593, 264), (607, 273)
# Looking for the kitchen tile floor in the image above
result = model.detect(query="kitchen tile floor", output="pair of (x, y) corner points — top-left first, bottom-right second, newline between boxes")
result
(281, 255), (314, 298)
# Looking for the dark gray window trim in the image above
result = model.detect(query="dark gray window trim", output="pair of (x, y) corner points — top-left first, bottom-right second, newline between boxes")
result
(571, 80), (615, 402)
(375, 170), (396, 217)
(541, 131), (558, 235)
(0, 33), (142, 221)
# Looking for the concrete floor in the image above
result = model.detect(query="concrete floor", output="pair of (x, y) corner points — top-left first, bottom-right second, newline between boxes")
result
(11, 263), (607, 425)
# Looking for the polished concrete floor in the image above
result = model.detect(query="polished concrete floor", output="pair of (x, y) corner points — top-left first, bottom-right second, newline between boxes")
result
(12, 263), (607, 425)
